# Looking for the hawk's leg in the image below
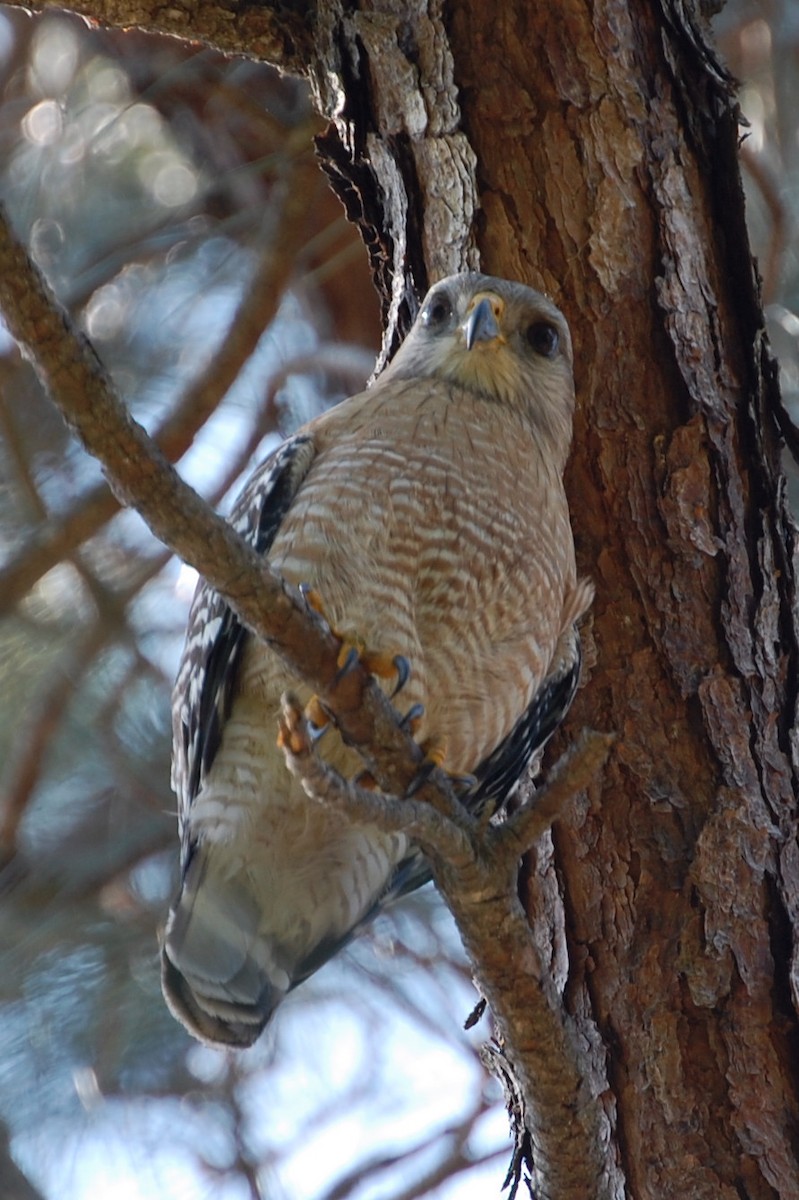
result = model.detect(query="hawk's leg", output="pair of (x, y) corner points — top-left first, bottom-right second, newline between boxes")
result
(297, 583), (410, 735)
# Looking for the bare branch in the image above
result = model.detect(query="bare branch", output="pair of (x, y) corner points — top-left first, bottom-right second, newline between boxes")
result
(0, 621), (109, 861)
(488, 731), (615, 869)
(0, 0), (312, 72)
(0, 201), (431, 802)
(319, 1100), (504, 1200)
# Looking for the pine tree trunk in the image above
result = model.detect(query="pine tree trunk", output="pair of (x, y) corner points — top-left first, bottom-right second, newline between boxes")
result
(307, 1), (799, 1196)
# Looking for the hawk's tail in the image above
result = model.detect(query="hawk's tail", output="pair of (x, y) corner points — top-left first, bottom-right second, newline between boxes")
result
(160, 849), (285, 1048)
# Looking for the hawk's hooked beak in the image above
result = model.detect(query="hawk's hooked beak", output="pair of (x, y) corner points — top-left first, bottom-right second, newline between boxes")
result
(464, 294), (504, 350)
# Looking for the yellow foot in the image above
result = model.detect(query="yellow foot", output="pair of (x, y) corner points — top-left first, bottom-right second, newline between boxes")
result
(276, 696), (310, 756)
(420, 733), (448, 768)
(299, 584), (410, 695)
(304, 694), (331, 737)
(399, 702), (425, 738)
(335, 638), (409, 696)
(299, 584), (326, 617)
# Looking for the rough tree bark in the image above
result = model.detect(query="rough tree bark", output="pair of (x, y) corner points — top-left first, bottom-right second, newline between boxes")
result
(304, 4), (799, 1197)
(3, 1), (798, 1198)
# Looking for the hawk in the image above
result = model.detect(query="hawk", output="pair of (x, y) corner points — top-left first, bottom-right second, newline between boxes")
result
(162, 272), (592, 1047)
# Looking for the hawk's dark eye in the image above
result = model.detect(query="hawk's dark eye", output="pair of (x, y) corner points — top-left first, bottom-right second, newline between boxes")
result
(526, 321), (560, 358)
(421, 293), (453, 329)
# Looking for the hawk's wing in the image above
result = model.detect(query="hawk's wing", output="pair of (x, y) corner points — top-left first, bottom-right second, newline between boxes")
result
(467, 629), (582, 814)
(380, 628), (583, 907)
(171, 435), (316, 849)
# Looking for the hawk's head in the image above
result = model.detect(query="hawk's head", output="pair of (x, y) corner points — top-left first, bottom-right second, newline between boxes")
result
(383, 272), (575, 468)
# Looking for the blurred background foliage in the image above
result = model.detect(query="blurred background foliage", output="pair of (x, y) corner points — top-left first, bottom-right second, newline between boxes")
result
(0, 3), (796, 1198)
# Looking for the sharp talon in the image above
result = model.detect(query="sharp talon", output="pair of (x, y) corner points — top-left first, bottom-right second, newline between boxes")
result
(405, 733), (459, 798)
(334, 645), (360, 682)
(405, 760), (435, 797)
(400, 703), (425, 734)
(406, 757), (465, 800)
(322, 626), (410, 695)
(359, 646), (405, 682)
(304, 696), (331, 740)
(390, 655), (410, 697)
(299, 583), (326, 618)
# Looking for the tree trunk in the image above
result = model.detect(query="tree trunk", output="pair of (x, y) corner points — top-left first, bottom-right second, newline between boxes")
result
(307, 1), (799, 1197)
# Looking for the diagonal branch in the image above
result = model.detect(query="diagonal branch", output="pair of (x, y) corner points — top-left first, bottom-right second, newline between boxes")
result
(0, 202), (619, 1200)
(488, 730), (616, 870)
(0, 201), (431, 799)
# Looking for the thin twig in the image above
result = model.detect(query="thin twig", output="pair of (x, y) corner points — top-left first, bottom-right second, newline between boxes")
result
(489, 730), (615, 868)
(0, 201), (438, 805)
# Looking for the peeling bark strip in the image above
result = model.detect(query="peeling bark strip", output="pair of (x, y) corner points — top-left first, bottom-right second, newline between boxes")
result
(309, 0), (480, 366)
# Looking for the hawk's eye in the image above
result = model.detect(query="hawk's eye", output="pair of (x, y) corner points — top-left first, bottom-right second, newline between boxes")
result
(421, 293), (453, 329)
(526, 321), (560, 358)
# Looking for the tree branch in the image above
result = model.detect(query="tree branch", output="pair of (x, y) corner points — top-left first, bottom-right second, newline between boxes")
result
(0, 202), (618, 1199)
(489, 731), (616, 870)
(0, 200), (430, 797)
(1, 0), (312, 72)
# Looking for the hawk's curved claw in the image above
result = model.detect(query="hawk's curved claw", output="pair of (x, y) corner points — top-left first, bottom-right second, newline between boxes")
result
(299, 586), (411, 697)
(342, 645), (410, 694)
(333, 645), (361, 684)
(405, 756), (439, 797)
(299, 582), (326, 619)
(390, 654), (410, 697)
(289, 694), (331, 744)
(400, 703), (425, 735)
(406, 756), (468, 800)
(405, 732), (459, 798)
(307, 717), (330, 743)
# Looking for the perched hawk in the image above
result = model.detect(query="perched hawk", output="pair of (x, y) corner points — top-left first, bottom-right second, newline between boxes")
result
(162, 272), (592, 1047)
